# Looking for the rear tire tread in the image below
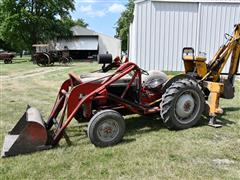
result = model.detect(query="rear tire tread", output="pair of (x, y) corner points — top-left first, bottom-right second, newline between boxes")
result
(160, 79), (204, 130)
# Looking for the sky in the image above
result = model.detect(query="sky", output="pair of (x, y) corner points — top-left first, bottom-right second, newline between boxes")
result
(71, 0), (129, 37)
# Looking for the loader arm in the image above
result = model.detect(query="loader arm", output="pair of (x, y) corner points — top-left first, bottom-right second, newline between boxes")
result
(1, 62), (145, 157)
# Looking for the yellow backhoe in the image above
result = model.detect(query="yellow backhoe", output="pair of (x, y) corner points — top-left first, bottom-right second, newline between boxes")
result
(181, 23), (240, 127)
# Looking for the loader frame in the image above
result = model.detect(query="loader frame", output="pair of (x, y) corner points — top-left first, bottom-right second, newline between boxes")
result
(46, 62), (160, 146)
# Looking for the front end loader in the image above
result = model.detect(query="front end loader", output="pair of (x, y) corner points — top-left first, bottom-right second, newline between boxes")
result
(2, 61), (169, 157)
(2, 24), (240, 157)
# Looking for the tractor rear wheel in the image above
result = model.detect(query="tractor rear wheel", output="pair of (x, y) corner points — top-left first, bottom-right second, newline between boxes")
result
(160, 79), (205, 130)
(87, 110), (125, 147)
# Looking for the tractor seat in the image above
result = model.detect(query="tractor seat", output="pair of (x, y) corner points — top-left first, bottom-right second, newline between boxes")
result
(69, 72), (135, 87)
(80, 72), (136, 87)
(69, 72), (83, 86)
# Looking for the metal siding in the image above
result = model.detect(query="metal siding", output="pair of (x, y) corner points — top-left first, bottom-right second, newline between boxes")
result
(56, 37), (98, 50)
(151, 0), (240, 3)
(149, 4), (158, 69)
(137, 1), (151, 68)
(98, 34), (121, 58)
(146, 2), (151, 70)
(130, 1), (240, 72)
(129, 24), (134, 62)
(129, 24), (132, 61)
(129, 6), (137, 62)
(199, 3), (240, 72)
(140, 2), (145, 68)
(145, 2), (198, 71)
(138, 3), (143, 67)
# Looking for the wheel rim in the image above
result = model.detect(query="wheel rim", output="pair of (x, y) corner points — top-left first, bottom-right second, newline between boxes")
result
(174, 89), (201, 124)
(97, 119), (119, 142)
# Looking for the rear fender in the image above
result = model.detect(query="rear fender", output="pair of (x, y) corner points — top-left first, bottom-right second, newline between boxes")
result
(162, 74), (198, 94)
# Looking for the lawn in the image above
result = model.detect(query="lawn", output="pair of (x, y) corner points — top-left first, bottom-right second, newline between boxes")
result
(0, 59), (240, 179)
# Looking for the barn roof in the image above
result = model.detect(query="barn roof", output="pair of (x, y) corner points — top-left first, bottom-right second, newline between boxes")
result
(71, 26), (98, 36)
(70, 25), (121, 41)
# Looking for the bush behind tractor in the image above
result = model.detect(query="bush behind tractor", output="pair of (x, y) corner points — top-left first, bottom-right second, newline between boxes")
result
(2, 24), (240, 157)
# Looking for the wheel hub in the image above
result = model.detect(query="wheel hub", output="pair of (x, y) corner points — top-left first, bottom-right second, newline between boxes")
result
(176, 94), (195, 118)
(97, 119), (119, 142)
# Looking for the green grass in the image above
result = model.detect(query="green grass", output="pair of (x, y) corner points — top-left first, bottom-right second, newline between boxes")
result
(0, 60), (240, 179)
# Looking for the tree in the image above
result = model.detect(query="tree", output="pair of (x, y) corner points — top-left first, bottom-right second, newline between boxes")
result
(115, 0), (134, 53)
(61, 17), (88, 28)
(0, 0), (78, 53)
(73, 18), (88, 27)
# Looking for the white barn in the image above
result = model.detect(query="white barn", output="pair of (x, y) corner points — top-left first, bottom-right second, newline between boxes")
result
(56, 26), (121, 60)
(129, 0), (240, 72)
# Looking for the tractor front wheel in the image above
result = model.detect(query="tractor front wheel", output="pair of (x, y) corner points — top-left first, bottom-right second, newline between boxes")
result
(160, 79), (205, 130)
(87, 110), (125, 147)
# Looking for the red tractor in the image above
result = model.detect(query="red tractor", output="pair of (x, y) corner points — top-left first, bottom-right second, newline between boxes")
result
(2, 24), (240, 157)
(1, 59), (202, 157)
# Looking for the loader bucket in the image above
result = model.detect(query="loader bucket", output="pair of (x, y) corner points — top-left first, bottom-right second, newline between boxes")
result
(1, 107), (48, 157)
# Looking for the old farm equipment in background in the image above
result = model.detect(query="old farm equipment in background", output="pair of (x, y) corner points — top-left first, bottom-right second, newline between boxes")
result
(59, 48), (73, 65)
(99, 54), (129, 72)
(32, 44), (55, 66)
(0, 51), (16, 64)
(2, 24), (240, 157)
(32, 44), (72, 66)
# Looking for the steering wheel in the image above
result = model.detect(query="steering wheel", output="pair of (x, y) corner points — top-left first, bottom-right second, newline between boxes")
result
(140, 68), (149, 75)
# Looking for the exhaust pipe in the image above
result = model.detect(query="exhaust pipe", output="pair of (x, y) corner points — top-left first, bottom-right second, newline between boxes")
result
(2, 106), (51, 157)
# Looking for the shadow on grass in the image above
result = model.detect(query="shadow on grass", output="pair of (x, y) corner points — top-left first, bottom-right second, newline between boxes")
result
(57, 107), (239, 148)
(63, 115), (165, 146)
(196, 107), (239, 127)
(216, 107), (239, 125)
(221, 107), (240, 113)
(66, 124), (87, 137)
(124, 115), (164, 135)
(35, 64), (75, 67)
(11, 60), (29, 64)
(73, 59), (95, 63)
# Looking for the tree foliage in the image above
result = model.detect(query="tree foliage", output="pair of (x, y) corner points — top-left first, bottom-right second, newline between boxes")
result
(0, 0), (87, 52)
(115, 0), (134, 53)
(72, 18), (88, 27)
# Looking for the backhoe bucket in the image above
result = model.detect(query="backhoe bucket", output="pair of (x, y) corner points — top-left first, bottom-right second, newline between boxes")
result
(2, 107), (48, 157)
